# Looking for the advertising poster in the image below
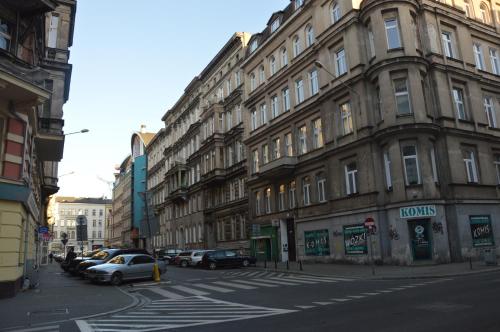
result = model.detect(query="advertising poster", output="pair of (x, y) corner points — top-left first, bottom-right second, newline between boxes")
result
(304, 229), (330, 256)
(344, 225), (368, 255)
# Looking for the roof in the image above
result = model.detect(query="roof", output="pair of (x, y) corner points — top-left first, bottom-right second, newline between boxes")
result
(136, 132), (156, 147)
(55, 196), (112, 204)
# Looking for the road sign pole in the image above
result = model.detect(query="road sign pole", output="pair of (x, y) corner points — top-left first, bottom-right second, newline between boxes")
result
(369, 229), (375, 276)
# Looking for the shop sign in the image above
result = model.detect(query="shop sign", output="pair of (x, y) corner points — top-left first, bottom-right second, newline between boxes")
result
(304, 229), (330, 256)
(400, 205), (437, 219)
(344, 225), (368, 255)
(470, 216), (495, 247)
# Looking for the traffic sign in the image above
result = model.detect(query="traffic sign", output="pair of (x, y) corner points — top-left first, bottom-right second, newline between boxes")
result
(38, 226), (49, 234)
(364, 217), (375, 228)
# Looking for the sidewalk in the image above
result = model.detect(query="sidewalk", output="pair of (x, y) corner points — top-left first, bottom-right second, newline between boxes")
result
(0, 262), (134, 330)
(251, 260), (500, 280)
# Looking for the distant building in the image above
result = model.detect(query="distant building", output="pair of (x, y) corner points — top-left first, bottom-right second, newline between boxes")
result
(111, 156), (132, 247)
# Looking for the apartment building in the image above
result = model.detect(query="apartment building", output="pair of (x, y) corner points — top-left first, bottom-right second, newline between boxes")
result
(0, 0), (76, 298)
(243, 0), (500, 265)
(111, 155), (132, 247)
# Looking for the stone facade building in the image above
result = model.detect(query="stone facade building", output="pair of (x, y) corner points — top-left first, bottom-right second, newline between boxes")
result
(243, 0), (500, 265)
(0, 0), (76, 298)
(110, 155), (132, 247)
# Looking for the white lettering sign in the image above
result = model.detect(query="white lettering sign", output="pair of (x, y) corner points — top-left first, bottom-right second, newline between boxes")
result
(400, 205), (437, 219)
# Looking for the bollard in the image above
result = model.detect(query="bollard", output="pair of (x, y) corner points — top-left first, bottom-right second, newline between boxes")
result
(274, 259), (277, 270)
(299, 260), (303, 271)
(286, 260), (289, 270)
(469, 256), (473, 270)
(264, 260), (267, 269)
(153, 263), (161, 282)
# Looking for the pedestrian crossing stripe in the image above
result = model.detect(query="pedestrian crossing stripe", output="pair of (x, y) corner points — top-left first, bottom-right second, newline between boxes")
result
(5, 325), (60, 332)
(76, 296), (296, 332)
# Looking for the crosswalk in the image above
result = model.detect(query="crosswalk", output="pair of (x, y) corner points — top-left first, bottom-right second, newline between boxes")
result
(76, 296), (295, 332)
(136, 273), (355, 300)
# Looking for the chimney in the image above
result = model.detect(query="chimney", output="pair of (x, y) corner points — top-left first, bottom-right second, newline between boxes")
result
(140, 124), (146, 134)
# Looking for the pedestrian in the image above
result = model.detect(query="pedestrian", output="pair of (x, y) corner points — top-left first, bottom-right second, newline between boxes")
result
(48, 252), (53, 264)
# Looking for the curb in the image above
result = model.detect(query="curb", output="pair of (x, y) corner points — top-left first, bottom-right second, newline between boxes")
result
(246, 265), (500, 280)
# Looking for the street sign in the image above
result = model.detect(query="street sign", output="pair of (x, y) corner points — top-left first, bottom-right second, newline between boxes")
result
(38, 226), (49, 234)
(61, 231), (68, 245)
(364, 217), (375, 228)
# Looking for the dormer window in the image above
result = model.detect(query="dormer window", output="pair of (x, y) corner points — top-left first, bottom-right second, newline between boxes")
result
(271, 19), (280, 33)
(295, 0), (304, 10)
(250, 40), (258, 53)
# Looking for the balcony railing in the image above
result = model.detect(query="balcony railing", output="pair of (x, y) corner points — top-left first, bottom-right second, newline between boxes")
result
(258, 156), (298, 179)
(39, 117), (64, 135)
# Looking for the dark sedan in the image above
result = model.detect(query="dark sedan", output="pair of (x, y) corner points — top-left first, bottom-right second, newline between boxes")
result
(201, 250), (256, 270)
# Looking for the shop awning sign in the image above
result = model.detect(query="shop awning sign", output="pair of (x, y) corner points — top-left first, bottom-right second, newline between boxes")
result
(400, 205), (437, 219)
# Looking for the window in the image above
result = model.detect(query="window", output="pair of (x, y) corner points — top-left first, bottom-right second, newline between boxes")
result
(226, 79), (232, 95)
(260, 103), (267, 125)
(479, 3), (490, 24)
(474, 44), (485, 70)
(312, 118), (323, 149)
(317, 175), (326, 202)
(383, 151), (392, 190)
(295, 0), (304, 9)
(494, 154), (500, 184)
(289, 181), (296, 208)
(298, 125), (307, 155)
(335, 48), (347, 76)
(331, 3), (341, 24)
(296, 79), (304, 104)
(279, 185), (286, 211)
(281, 48), (288, 67)
(265, 188), (271, 214)
(402, 145), (421, 185)
(226, 110), (232, 130)
(259, 66), (265, 84)
(285, 133), (293, 156)
(270, 56), (277, 75)
(302, 177), (311, 206)
(464, 0), (473, 17)
(271, 95), (279, 119)
(345, 162), (358, 195)
(255, 192), (261, 215)
(442, 32), (454, 58)
(283, 87), (291, 111)
(92, 209), (96, 216)
(430, 145), (439, 183)
(236, 105), (242, 124)
(306, 25), (314, 47)
(309, 69), (319, 95)
(272, 138), (281, 160)
(271, 19), (280, 33)
(251, 110), (257, 130)
(250, 40), (258, 53)
(250, 73), (256, 91)
(489, 48), (500, 75)
(0, 19), (11, 50)
(48, 14), (59, 48)
(368, 26), (375, 58)
(453, 87), (466, 120)
(394, 78), (411, 115)
(235, 71), (241, 86)
(340, 102), (353, 135)
(252, 149), (259, 173)
(385, 18), (401, 49)
(484, 96), (497, 128)
(293, 36), (301, 57)
(463, 149), (479, 183)
(262, 144), (269, 164)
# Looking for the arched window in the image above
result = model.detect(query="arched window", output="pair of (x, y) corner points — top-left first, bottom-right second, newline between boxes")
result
(270, 56), (276, 75)
(281, 48), (288, 67)
(463, 0), (473, 18)
(259, 65), (265, 84)
(316, 172), (327, 203)
(480, 2), (490, 24)
(293, 35), (301, 57)
(331, 2), (341, 24)
(250, 73), (256, 91)
(305, 25), (315, 47)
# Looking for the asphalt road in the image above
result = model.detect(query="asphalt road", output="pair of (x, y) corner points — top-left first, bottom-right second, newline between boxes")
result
(2, 265), (500, 332)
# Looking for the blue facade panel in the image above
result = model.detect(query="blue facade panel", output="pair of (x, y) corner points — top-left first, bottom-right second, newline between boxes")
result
(132, 155), (146, 230)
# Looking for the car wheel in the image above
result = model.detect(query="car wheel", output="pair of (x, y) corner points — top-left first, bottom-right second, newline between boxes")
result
(181, 260), (188, 268)
(208, 262), (217, 270)
(242, 259), (250, 267)
(110, 272), (123, 286)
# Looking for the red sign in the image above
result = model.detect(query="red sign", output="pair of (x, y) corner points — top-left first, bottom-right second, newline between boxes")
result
(364, 217), (375, 228)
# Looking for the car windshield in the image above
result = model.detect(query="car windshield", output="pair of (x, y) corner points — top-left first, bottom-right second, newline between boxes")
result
(91, 250), (110, 260)
(179, 252), (191, 256)
(108, 256), (126, 264)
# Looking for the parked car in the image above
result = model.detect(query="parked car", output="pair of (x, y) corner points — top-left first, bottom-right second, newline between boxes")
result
(155, 248), (183, 265)
(189, 250), (213, 267)
(85, 254), (166, 285)
(64, 249), (104, 275)
(201, 250), (257, 270)
(174, 251), (193, 267)
(77, 248), (150, 275)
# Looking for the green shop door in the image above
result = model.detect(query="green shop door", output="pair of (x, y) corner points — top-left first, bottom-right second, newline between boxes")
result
(408, 219), (432, 261)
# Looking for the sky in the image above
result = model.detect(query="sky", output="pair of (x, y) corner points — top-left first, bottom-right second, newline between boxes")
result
(58, 0), (290, 199)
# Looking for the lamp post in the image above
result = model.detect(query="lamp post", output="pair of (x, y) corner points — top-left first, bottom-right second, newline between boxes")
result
(64, 129), (89, 136)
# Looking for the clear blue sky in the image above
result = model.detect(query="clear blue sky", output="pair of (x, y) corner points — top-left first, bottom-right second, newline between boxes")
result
(58, 0), (290, 198)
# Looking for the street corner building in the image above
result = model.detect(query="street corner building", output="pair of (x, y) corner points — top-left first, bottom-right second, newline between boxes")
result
(0, 0), (77, 298)
(243, 0), (500, 266)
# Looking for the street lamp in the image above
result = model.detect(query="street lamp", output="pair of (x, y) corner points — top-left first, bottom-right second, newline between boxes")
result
(59, 171), (75, 177)
(64, 129), (89, 136)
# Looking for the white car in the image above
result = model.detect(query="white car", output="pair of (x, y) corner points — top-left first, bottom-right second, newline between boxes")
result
(189, 250), (213, 267)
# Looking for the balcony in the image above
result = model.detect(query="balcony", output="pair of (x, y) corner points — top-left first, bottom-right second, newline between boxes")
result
(36, 118), (65, 161)
(42, 175), (59, 198)
(258, 156), (298, 179)
(201, 168), (226, 186)
(2, 0), (56, 15)
(169, 185), (188, 203)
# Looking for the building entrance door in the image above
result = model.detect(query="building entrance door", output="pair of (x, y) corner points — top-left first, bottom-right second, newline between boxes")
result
(408, 219), (432, 261)
(286, 219), (296, 262)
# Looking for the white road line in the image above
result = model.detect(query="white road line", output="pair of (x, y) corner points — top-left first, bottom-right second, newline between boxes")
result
(251, 278), (300, 286)
(231, 279), (278, 287)
(272, 277), (317, 284)
(191, 283), (235, 293)
(253, 272), (271, 278)
(75, 320), (92, 332)
(389, 287), (405, 291)
(347, 295), (366, 299)
(400, 285), (417, 288)
(212, 281), (257, 289)
(288, 276), (339, 283)
(377, 290), (393, 293)
(362, 292), (380, 296)
(295, 305), (316, 309)
(245, 272), (262, 277)
(170, 285), (210, 296)
(7, 326), (60, 332)
(411, 283), (426, 286)
(312, 302), (333, 305)
(233, 272), (251, 276)
(294, 276), (354, 282)
(147, 287), (185, 299)
(330, 298), (351, 302)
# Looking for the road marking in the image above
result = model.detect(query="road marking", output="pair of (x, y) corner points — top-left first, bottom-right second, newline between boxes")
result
(191, 283), (235, 293)
(212, 281), (257, 289)
(331, 298), (351, 302)
(362, 292), (380, 296)
(411, 283), (426, 286)
(400, 285), (417, 289)
(389, 287), (405, 291)
(272, 277), (317, 284)
(245, 272), (262, 277)
(295, 305), (316, 309)
(251, 278), (300, 286)
(253, 272), (271, 277)
(312, 302), (333, 305)
(170, 285), (210, 296)
(288, 276), (339, 283)
(6, 326), (60, 332)
(347, 295), (366, 299)
(147, 287), (185, 299)
(377, 290), (393, 293)
(231, 279), (278, 287)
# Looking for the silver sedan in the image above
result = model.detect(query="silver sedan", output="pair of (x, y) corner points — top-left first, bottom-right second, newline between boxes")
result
(85, 254), (166, 285)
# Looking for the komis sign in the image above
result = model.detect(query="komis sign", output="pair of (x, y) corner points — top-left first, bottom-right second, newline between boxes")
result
(400, 205), (437, 219)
